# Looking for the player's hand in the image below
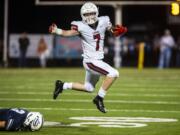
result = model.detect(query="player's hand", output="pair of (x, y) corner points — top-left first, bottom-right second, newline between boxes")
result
(112, 25), (127, 37)
(49, 23), (57, 34)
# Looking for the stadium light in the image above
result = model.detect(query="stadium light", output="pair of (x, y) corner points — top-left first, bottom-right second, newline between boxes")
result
(171, 2), (180, 16)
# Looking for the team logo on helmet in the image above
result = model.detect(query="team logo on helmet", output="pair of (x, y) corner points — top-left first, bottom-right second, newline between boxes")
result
(24, 112), (44, 131)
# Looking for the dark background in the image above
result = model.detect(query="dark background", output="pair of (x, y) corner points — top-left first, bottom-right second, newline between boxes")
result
(0, 0), (180, 67)
(1, 0), (178, 36)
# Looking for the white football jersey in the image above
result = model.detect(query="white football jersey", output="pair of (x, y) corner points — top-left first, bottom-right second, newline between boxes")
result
(71, 16), (112, 60)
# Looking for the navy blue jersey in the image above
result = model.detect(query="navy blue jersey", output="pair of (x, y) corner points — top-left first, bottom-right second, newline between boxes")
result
(0, 108), (29, 131)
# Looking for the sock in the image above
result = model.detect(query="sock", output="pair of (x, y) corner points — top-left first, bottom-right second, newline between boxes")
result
(98, 87), (107, 98)
(63, 82), (72, 90)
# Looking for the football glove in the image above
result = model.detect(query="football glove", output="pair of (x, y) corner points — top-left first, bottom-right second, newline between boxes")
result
(112, 25), (127, 37)
(49, 23), (57, 34)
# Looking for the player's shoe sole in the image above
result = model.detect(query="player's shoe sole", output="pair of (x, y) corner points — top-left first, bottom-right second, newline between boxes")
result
(53, 80), (64, 100)
(93, 96), (107, 113)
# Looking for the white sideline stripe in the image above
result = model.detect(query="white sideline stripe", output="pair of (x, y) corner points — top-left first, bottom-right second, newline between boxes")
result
(1, 107), (178, 113)
(0, 91), (179, 98)
(0, 98), (180, 105)
(1, 86), (180, 92)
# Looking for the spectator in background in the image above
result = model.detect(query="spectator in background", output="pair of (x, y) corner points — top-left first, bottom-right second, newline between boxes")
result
(153, 34), (160, 51)
(176, 36), (180, 67)
(121, 37), (129, 56)
(152, 34), (161, 66)
(37, 37), (49, 68)
(158, 29), (175, 69)
(18, 32), (30, 67)
(104, 35), (115, 66)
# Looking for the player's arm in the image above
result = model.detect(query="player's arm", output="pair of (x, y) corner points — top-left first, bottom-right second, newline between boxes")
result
(49, 23), (80, 36)
(108, 25), (128, 37)
(0, 121), (6, 128)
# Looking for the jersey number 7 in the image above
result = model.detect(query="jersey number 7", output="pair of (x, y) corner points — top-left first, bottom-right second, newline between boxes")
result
(93, 32), (100, 51)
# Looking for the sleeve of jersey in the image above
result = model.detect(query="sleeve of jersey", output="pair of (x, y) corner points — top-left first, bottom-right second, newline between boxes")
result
(104, 16), (112, 30)
(5, 118), (24, 131)
(5, 118), (15, 131)
(71, 21), (80, 32)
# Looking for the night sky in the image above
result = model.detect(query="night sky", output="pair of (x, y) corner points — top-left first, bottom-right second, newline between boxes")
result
(6, 0), (114, 33)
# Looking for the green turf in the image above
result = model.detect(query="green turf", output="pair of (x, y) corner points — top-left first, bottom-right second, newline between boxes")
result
(0, 68), (180, 135)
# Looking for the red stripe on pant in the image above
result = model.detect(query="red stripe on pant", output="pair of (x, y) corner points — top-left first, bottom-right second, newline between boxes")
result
(86, 63), (109, 75)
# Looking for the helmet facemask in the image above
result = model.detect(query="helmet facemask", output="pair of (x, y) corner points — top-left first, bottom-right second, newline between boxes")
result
(81, 2), (99, 25)
(82, 12), (98, 25)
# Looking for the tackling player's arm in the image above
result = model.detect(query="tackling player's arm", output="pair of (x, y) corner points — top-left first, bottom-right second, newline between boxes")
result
(49, 23), (80, 36)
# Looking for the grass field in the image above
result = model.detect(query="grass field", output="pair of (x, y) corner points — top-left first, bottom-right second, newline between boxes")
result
(0, 68), (180, 135)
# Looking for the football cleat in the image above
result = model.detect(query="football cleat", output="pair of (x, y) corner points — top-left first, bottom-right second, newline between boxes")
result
(93, 95), (107, 113)
(53, 80), (64, 100)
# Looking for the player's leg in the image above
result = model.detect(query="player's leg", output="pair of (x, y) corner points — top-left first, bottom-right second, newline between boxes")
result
(86, 60), (119, 94)
(158, 49), (165, 69)
(40, 53), (46, 68)
(53, 80), (87, 99)
(84, 70), (100, 92)
(85, 60), (119, 113)
(53, 70), (99, 99)
(63, 71), (99, 92)
(99, 76), (116, 94)
(164, 47), (171, 68)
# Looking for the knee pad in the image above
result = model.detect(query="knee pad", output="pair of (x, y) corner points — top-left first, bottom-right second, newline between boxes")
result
(84, 82), (94, 92)
(107, 69), (119, 78)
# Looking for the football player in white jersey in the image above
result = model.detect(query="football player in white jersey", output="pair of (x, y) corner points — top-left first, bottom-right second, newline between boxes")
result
(49, 2), (127, 113)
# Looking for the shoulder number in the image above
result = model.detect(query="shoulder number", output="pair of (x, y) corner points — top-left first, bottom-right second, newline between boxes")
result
(11, 108), (26, 114)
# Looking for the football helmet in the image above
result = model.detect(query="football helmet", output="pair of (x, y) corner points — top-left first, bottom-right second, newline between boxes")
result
(80, 2), (99, 25)
(24, 112), (44, 131)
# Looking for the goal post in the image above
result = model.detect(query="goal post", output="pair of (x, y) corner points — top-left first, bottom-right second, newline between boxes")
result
(35, 0), (172, 6)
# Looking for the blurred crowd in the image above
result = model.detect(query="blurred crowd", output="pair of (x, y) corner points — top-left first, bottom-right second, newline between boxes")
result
(105, 29), (180, 68)
(0, 29), (180, 68)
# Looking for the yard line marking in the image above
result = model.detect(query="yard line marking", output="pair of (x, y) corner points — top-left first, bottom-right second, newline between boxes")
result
(0, 91), (179, 97)
(0, 98), (180, 105)
(1, 86), (180, 92)
(1, 107), (179, 113)
(68, 117), (178, 128)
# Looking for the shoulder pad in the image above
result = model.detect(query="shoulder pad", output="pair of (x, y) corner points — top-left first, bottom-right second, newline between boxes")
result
(71, 21), (84, 31)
